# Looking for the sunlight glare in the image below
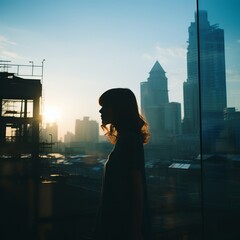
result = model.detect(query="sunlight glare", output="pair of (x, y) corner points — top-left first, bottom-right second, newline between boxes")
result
(43, 106), (61, 123)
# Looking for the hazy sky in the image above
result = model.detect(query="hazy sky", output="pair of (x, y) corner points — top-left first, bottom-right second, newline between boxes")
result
(1, 0), (239, 139)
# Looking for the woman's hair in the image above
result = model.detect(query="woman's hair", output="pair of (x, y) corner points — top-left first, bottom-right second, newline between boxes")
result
(99, 88), (149, 144)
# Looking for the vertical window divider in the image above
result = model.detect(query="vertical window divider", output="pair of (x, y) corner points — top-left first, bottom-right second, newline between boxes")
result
(196, 0), (205, 239)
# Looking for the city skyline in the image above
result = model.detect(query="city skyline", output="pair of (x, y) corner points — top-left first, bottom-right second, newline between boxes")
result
(1, 1), (239, 139)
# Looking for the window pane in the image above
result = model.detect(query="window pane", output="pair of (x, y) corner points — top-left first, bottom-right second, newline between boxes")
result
(198, 1), (240, 239)
(38, 1), (201, 239)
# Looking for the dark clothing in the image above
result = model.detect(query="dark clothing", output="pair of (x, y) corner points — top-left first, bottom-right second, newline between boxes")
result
(94, 132), (151, 240)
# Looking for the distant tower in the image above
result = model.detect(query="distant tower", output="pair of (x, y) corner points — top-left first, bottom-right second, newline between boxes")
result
(141, 61), (181, 144)
(183, 11), (227, 141)
(75, 116), (99, 143)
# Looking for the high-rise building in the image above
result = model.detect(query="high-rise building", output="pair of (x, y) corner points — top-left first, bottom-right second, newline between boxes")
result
(183, 11), (200, 134)
(222, 108), (240, 154)
(141, 61), (181, 144)
(75, 116), (99, 143)
(165, 102), (182, 136)
(183, 10), (227, 139)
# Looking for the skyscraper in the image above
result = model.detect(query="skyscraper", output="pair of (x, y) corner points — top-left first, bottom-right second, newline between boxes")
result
(183, 10), (227, 140)
(141, 61), (181, 144)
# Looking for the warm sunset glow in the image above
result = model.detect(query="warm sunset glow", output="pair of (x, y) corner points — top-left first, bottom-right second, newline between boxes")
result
(43, 106), (61, 123)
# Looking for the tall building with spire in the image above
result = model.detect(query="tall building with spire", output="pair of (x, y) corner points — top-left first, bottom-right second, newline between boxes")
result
(183, 11), (227, 141)
(141, 61), (181, 144)
(183, 12), (199, 134)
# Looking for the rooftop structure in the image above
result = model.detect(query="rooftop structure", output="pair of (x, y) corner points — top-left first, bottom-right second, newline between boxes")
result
(0, 63), (42, 156)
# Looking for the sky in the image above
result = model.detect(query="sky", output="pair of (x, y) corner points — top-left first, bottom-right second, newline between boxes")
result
(0, 0), (239, 140)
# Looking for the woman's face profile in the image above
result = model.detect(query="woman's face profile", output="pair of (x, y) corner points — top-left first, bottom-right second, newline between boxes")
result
(99, 105), (114, 125)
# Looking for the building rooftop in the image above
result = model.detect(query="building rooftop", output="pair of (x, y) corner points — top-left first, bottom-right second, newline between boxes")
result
(0, 72), (42, 99)
(149, 60), (166, 73)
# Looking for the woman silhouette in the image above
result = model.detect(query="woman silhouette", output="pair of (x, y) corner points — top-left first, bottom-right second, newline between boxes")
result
(94, 88), (151, 240)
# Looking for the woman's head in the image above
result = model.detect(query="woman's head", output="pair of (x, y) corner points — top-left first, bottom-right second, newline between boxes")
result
(99, 88), (149, 144)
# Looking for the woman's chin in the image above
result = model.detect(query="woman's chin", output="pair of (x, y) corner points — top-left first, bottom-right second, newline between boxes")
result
(102, 119), (110, 125)
(102, 120), (107, 125)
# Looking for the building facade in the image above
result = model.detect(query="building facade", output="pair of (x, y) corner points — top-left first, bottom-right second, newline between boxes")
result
(75, 116), (99, 143)
(64, 131), (75, 145)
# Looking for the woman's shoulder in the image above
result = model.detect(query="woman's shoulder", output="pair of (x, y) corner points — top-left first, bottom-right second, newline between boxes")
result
(116, 132), (143, 153)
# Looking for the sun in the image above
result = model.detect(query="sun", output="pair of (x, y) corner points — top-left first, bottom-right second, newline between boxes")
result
(43, 106), (61, 123)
